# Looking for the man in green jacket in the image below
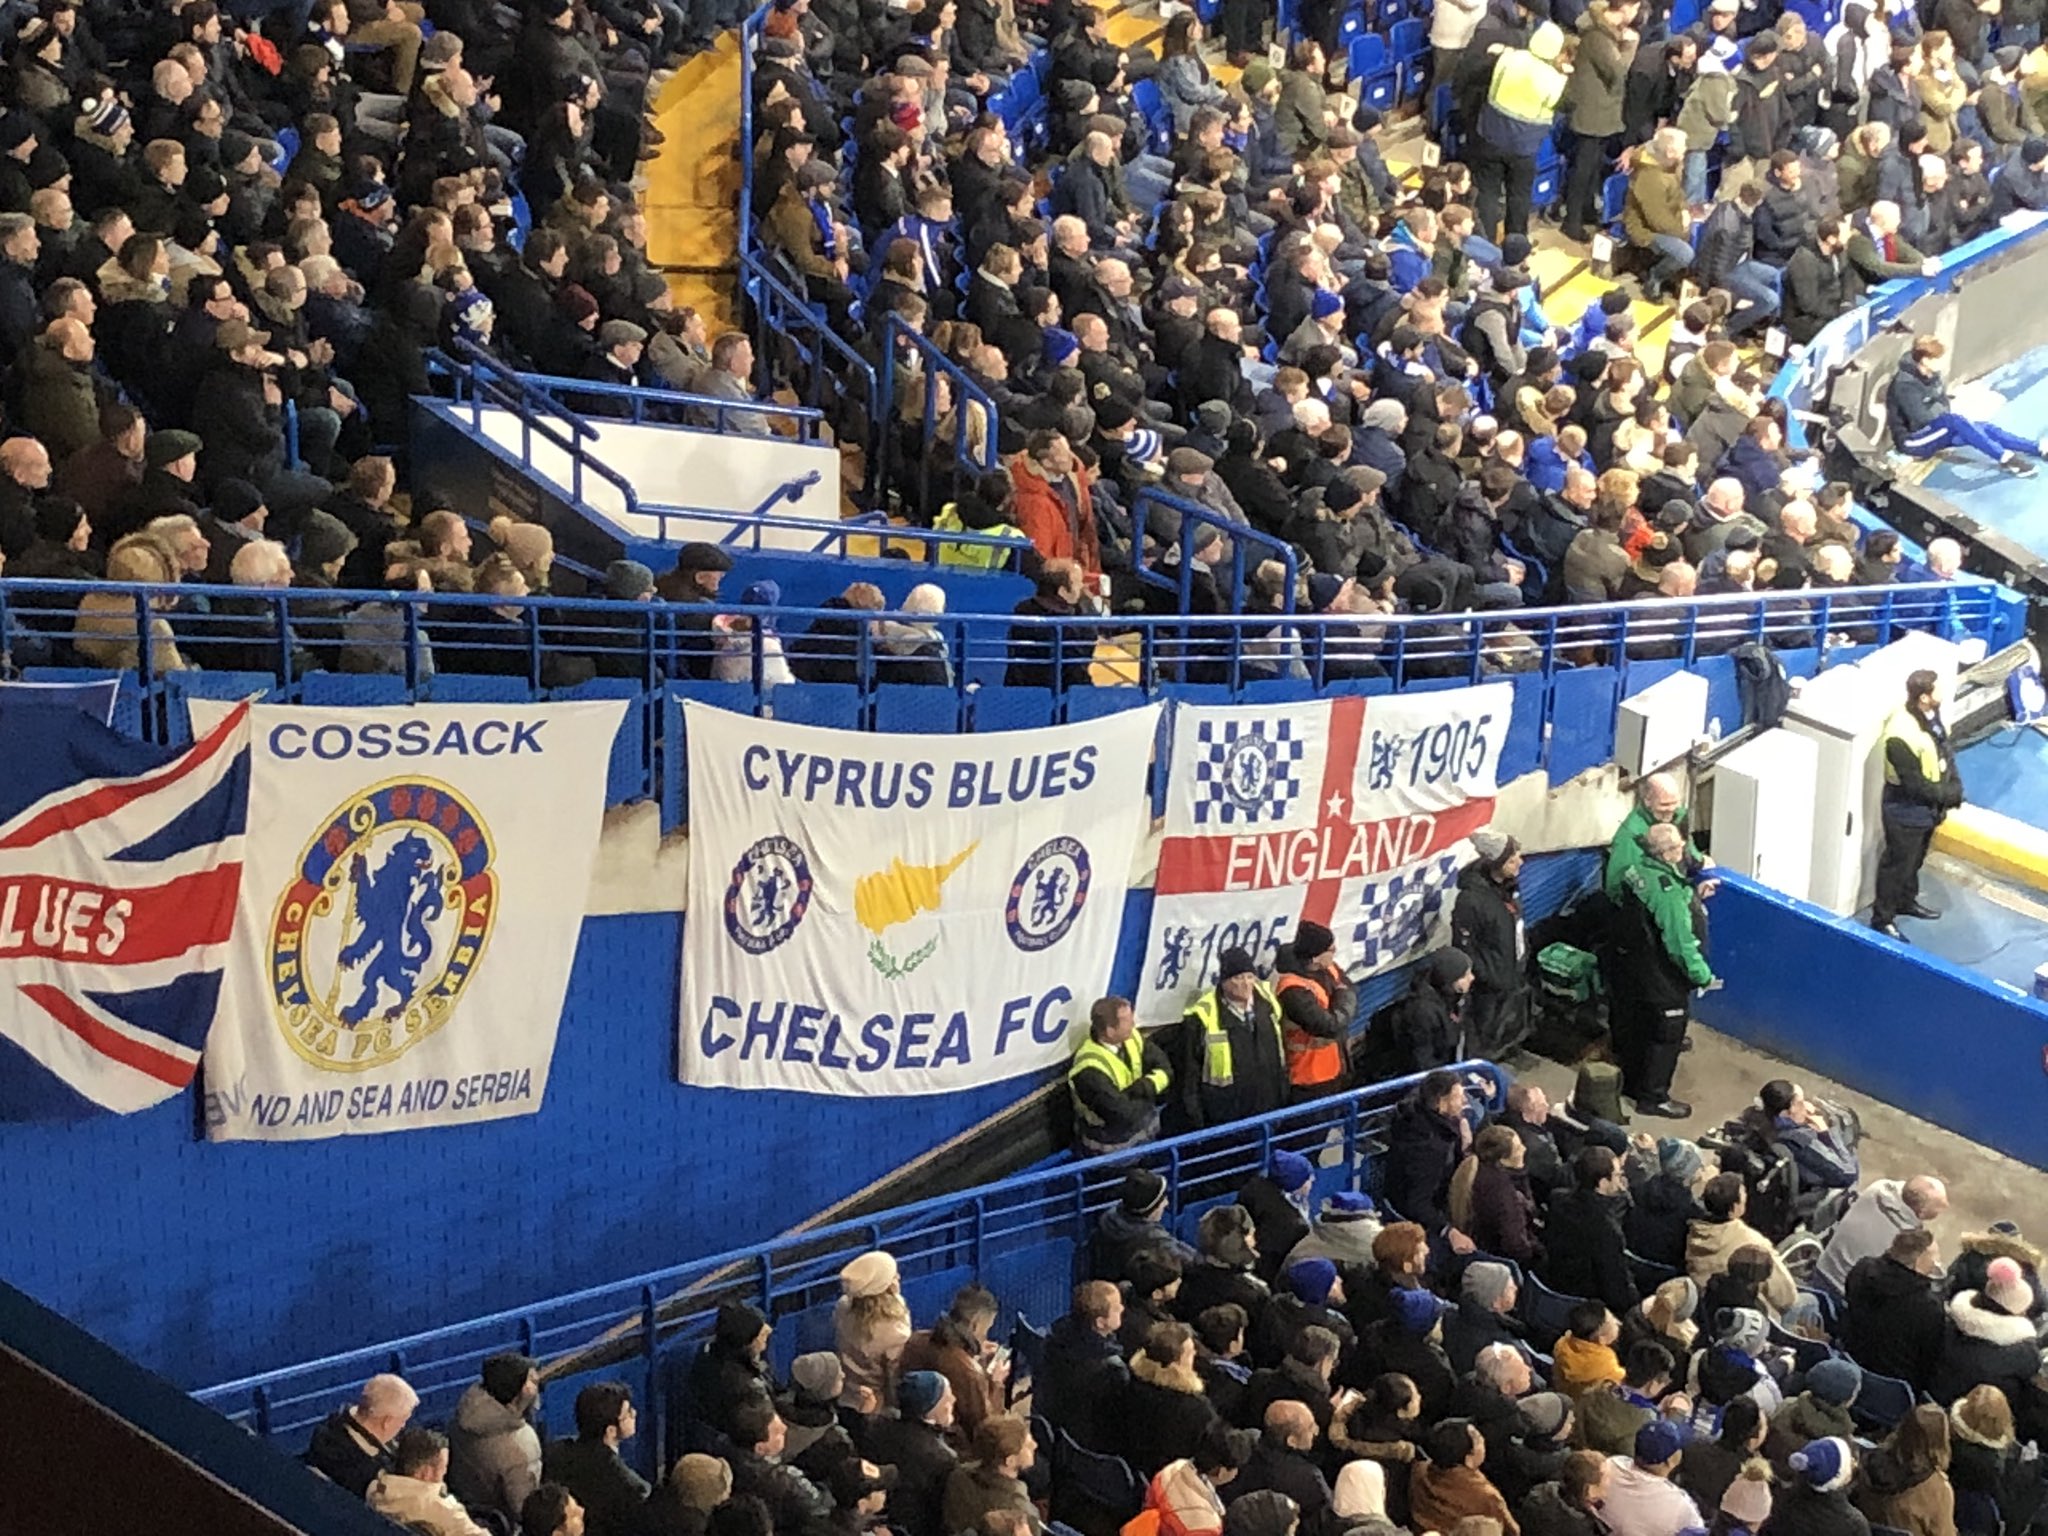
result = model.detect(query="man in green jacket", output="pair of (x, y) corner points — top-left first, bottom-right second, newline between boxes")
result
(1611, 823), (1716, 1117)
(1623, 129), (1695, 301)
(1604, 771), (1710, 899)
(1562, 0), (1642, 240)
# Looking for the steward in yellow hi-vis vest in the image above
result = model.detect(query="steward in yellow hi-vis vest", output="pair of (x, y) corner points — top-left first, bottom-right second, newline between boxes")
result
(1068, 996), (1171, 1156)
(1873, 667), (1962, 937)
(1175, 947), (1288, 1130)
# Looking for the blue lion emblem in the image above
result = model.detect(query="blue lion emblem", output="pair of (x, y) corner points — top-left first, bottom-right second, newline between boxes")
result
(337, 832), (446, 1023)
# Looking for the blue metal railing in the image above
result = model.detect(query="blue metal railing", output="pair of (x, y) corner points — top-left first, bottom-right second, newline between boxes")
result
(191, 1058), (1510, 1471)
(432, 343), (645, 518)
(1134, 485), (1301, 620)
(625, 502), (1029, 565)
(0, 576), (2017, 826)
(511, 369), (825, 440)
(877, 313), (1003, 518)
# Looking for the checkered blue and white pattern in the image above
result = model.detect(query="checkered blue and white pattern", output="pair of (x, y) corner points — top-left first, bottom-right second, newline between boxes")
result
(1191, 717), (1307, 826)
(1350, 851), (1461, 970)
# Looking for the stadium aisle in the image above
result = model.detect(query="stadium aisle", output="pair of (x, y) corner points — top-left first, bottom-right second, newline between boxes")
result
(646, 35), (744, 331)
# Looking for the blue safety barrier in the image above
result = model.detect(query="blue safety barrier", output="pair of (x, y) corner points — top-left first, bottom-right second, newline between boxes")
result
(1134, 484), (1300, 618)
(191, 1058), (1511, 1473)
(0, 575), (2016, 830)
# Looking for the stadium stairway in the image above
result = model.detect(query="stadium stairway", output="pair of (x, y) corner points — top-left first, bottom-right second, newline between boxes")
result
(647, 35), (745, 332)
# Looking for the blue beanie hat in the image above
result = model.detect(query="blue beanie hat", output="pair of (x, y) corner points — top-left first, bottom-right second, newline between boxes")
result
(1389, 1285), (1443, 1335)
(1789, 1437), (1854, 1492)
(1287, 1257), (1339, 1307)
(1311, 290), (1344, 320)
(1270, 1149), (1314, 1192)
(898, 1370), (947, 1421)
(1807, 1358), (1863, 1408)
(1045, 327), (1080, 366)
(1635, 1419), (1686, 1466)
(1323, 1191), (1376, 1219)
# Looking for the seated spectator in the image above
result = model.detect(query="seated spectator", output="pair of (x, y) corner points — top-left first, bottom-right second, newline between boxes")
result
(1147, 1421), (1258, 1536)
(1445, 1263), (1527, 1377)
(729, 1396), (836, 1536)
(304, 1372), (418, 1499)
(1246, 1324), (1345, 1438)
(1676, 1396), (1767, 1515)
(1456, 1126), (1542, 1267)
(1753, 1080), (1859, 1191)
(689, 1301), (774, 1442)
(1619, 1279), (1701, 1369)
(1838, 1229), (1947, 1391)
(1410, 1418), (1519, 1536)
(1037, 1280), (1129, 1448)
(779, 1354), (855, 1479)
(1543, 1148), (1641, 1318)
(1095, 1169), (1195, 1283)
(1626, 1138), (1708, 1272)
(864, 1372), (958, 1536)
(447, 1352), (544, 1527)
(1553, 1303), (1627, 1400)
(1577, 1342), (1676, 1458)
(74, 531), (193, 672)
(1520, 1449), (1609, 1536)
(1258, 1258), (1354, 1373)
(1383, 1069), (1469, 1234)
(1598, 1421), (1699, 1536)
(1774, 1439), (1869, 1536)
(1769, 1359), (1863, 1460)
(1684, 1174), (1797, 1318)
(523, 1486), (589, 1536)
(1948, 1385), (2026, 1536)
(371, 1428), (494, 1536)
(902, 1285), (1006, 1439)
(1852, 1404), (1957, 1536)
(1929, 1258), (2045, 1414)
(1782, 217), (1863, 345)
(942, 1416), (1040, 1536)
(1623, 131), (1696, 303)
(1284, 1192), (1383, 1279)
(1887, 334), (2048, 472)
(1119, 1321), (1221, 1476)
(1232, 1402), (1332, 1527)
(542, 1383), (649, 1536)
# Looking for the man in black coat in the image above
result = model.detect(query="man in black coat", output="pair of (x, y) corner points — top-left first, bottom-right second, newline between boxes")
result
(1242, 1326), (1342, 1437)
(1227, 1406), (1333, 1527)
(303, 1374), (416, 1498)
(1174, 947), (1290, 1132)
(1179, 308), (1255, 417)
(1035, 1281), (1130, 1450)
(1838, 1228), (1947, 1392)
(189, 319), (286, 495)
(1451, 833), (1530, 1061)
(1381, 1070), (1469, 1233)
(1384, 948), (1474, 1077)
(862, 1371), (958, 1536)
(727, 1397), (836, 1536)
(543, 1383), (651, 1536)
(1540, 1146), (1641, 1315)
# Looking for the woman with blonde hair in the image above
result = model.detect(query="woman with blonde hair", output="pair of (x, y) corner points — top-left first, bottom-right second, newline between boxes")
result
(74, 533), (193, 672)
(1856, 1403), (1956, 1536)
(487, 516), (555, 594)
(835, 1249), (913, 1411)
(1948, 1386), (2020, 1536)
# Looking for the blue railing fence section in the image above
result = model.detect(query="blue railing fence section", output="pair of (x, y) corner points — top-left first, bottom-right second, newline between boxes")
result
(622, 503), (1028, 565)
(192, 1059), (1511, 1475)
(1133, 485), (1301, 619)
(737, 249), (883, 484)
(876, 314), (1004, 519)
(430, 344), (646, 519)
(0, 576), (2013, 827)
(511, 369), (826, 441)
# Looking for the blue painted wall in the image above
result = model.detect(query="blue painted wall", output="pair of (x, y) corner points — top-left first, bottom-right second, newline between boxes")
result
(0, 909), (1048, 1391)
(1698, 874), (2048, 1171)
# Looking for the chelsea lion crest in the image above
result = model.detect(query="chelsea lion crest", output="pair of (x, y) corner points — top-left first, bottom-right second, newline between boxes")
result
(270, 779), (497, 1071)
(725, 835), (813, 955)
(1006, 837), (1092, 952)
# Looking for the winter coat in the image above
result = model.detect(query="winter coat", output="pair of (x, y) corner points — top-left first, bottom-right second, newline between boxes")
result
(1764, 1482), (1872, 1536)
(943, 1462), (1039, 1536)
(1816, 1181), (1922, 1292)
(1230, 1436), (1333, 1524)
(1930, 1291), (2045, 1411)
(1521, 1483), (1605, 1536)
(1569, 8), (1640, 134)
(1624, 154), (1691, 245)
(1854, 1447), (1956, 1536)
(1470, 1162), (1543, 1266)
(1839, 1256), (1946, 1389)
(368, 1472), (492, 1536)
(1382, 1094), (1466, 1231)
(445, 1385), (543, 1524)
(1176, 1261), (1273, 1340)
(1036, 1314), (1128, 1449)
(1410, 1460), (1521, 1536)
(1678, 70), (1740, 152)
(1782, 244), (1862, 344)
(1008, 453), (1102, 577)
(1386, 968), (1468, 1077)
(544, 1437), (652, 1536)
(1769, 1392), (1857, 1461)
(1686, 1217), (1799, 1315)
(303, 1409), (392, 1498)
(1158, 53), (1227, 135)
(1116, 1355), (1219, 1476)
(1544, 1188), (1641, 1314)
(1602, 1458), (1704, 1536)
(900, 1332), (1001, 1438)
(864, 1416), (958, 1536)
(22, 342), (107, 462)
(1147, 1458), (1228, 1536)
(1626, 1175), (1700, 1271)
(834, 1296), (912, 1410)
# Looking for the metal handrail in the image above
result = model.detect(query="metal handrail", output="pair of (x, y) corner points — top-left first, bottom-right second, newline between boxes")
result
(1133, 484), (1302, 621)
(877, 314), (1004, 520)
(436, 342), (644, 517)
(192, 1057), (1512, 1465)
(510, 369), (825, 437)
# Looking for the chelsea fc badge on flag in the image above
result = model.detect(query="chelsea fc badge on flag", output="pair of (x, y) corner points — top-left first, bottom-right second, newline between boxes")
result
(197, 702), (625, 1140)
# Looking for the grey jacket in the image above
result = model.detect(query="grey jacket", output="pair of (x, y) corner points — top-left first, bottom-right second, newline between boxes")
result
(445, 1384), (543, 1523)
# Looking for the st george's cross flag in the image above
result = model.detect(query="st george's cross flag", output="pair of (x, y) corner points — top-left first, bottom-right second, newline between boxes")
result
(1134, 685), (1512, 1022)
(0, 700), (251, 1119)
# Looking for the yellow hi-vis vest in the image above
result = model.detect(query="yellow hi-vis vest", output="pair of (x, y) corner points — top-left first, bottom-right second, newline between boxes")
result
(1068, 1034), (1168, 1129)
(933, 503), (1026, 571)
(1881, 704), (1945, 787)
(1488, 37), (1569, 129)
(1185, 983), (1284, 1088)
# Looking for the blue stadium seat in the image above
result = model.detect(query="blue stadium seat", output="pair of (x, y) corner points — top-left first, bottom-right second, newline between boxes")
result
(300, 672), (411, 707)
(1391, 19), (1428, 98)
(271, 125), (299, 175)
(1520, 1273), (1588, 1349)
(1347, 35), (1396, 110)
(972, 686), (1057, 731)
(1852, 1370), (1916, 1434)
(1602, 171), (1630, 230)
(1339, 5), (1370, 46)
(874, 685), (966, 733)
(772, 682), (863, 729)
(1626, 1250), (1679, 1293)
(1130, 78), (1172, 155)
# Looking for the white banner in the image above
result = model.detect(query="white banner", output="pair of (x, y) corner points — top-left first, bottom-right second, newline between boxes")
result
(196, 701), (625, 1140)
(1135, 686), (1512, 1021)
(679, 702), (1159, 1096)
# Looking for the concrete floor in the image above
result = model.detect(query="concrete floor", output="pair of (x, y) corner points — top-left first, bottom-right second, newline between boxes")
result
(1515, 1025), (2048, 1251)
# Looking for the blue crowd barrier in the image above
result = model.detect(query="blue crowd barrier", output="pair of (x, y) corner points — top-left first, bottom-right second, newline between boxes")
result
(191, 1058), (1510, 1474)
(1134, 484), (1300, 618)
(0, 575), (2017, 830)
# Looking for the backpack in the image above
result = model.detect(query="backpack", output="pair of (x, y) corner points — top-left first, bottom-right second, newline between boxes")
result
(1734, 641), (1791, 729)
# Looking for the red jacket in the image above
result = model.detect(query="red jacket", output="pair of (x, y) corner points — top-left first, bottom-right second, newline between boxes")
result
(1008, 453), (1101, 577)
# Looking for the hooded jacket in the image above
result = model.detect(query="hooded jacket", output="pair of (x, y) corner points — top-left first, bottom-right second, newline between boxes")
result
(1544, 1187), (1641, 1314)
(1686, 1217), (1799, 1315)
(1677, 69), (1739, 152)
(1839, 1255), (1945, 1389)
(1568, 7), (1640, 135)
(1480, 24), (1572, 160)
(1930, 1290), (2045, 1410)
(1815, 1180), (1921, 1292)
(1117, 1354), (1219, 1477)
(445, 1384), (543, 1522)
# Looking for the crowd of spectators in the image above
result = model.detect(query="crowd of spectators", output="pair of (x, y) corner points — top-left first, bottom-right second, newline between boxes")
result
(296, 1113), (2048, 1536)
(746, 0), (2017, 650)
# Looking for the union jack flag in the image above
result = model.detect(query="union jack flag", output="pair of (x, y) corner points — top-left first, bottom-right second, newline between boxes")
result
(0, 700), (250, 1119)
